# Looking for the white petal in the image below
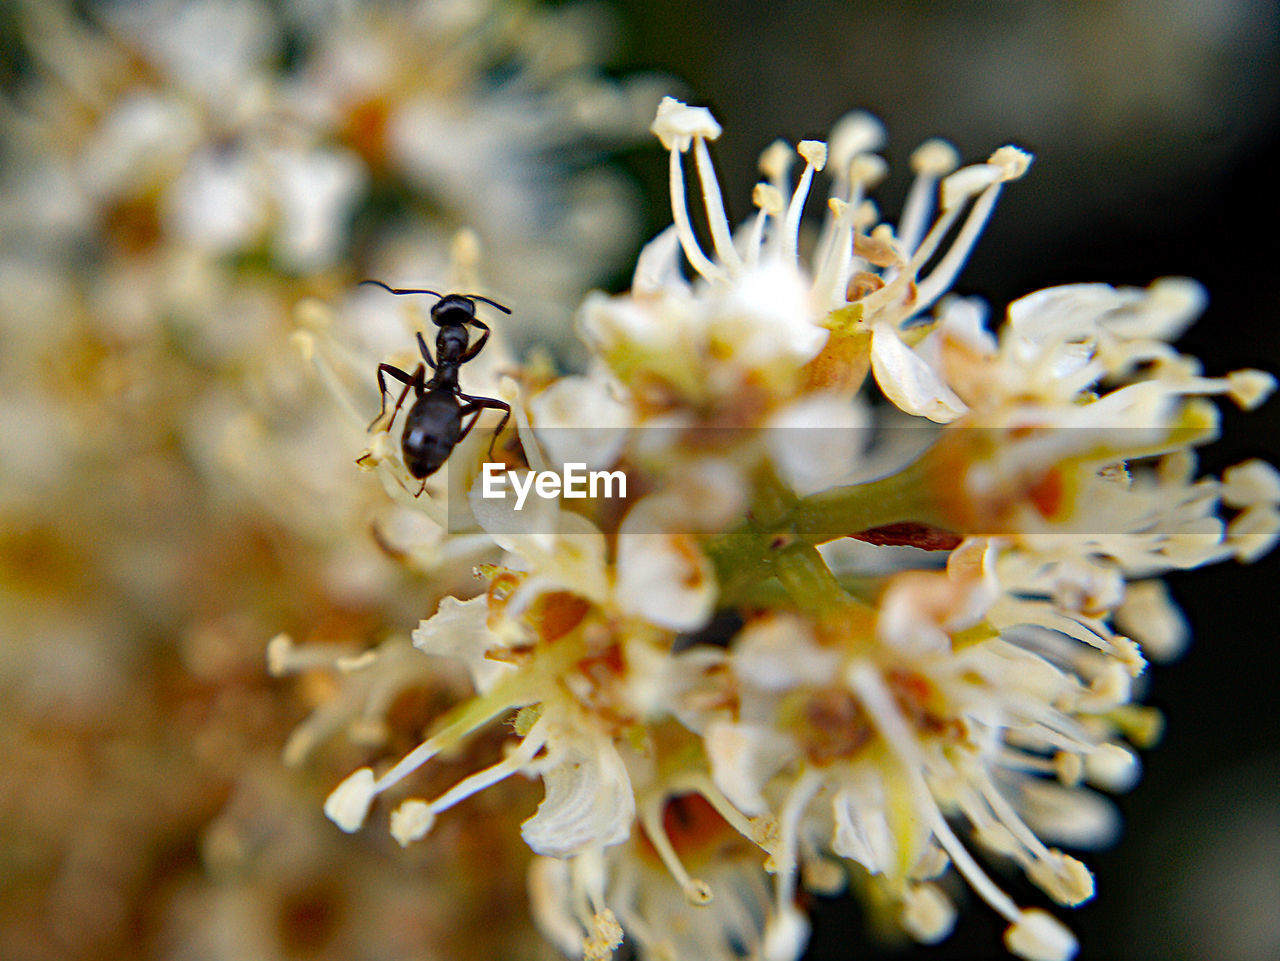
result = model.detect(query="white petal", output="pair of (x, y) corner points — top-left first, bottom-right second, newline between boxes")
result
(1106, 276), (1206, 342)
(734, 614), (838, 691)
(267, 146), (366, 270)
(767, 395), (868, 495)
(870, 324), (967, 423)
(631, 224), (691, 295)
(1008, 283), (1135, 351)
(578, 287), (683, 357)
(709, 259), (827, 367)
(705, 721), (792, 817)
(935, 295), (996, 354)
(411, 595), (513, 693)
(831, 782), (895, 874)
(521, 735), (634, 858)
(165, 146), (266, 252)
(530, 375), (632, 472)
(615, 502), (716, 630)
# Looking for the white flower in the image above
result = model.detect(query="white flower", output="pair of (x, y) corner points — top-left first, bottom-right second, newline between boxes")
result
(522, 727), (636, 858)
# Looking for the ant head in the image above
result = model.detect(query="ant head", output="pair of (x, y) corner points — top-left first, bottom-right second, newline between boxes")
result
(431, 292), (512, 326)
(359, 280), (511, 326)
(431, 294), (478, 327)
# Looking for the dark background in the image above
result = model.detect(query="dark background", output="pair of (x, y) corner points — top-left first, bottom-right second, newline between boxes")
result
(605, 1), (1280, 958)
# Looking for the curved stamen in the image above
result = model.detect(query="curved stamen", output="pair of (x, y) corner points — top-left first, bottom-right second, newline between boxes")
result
(897, 139), (960, 258)
(846, 663), (1025, 925)
(668, 145), (725, 282)
(638, 796), (714, 905)
(781, 140), (827, 265)
(693, 136), (745, 274)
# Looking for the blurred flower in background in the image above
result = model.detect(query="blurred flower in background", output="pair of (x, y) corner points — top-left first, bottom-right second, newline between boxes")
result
(0, 0), (657, 958)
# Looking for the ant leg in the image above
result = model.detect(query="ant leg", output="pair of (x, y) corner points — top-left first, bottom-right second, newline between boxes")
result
(416, 331), (438, 370)
(460, 320), (491, 362)
(456, 393), (512, 460)
(455, 404), (486, 448)
(371, 363), (424, 432)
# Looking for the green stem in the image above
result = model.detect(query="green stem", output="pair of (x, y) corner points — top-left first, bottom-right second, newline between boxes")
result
(773, 541), (858, 616)
(792, 456), (942, 544)
(706, 448), (947, 608)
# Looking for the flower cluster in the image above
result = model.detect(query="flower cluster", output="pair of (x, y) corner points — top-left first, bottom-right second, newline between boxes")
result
(311, 97), (1278, 961)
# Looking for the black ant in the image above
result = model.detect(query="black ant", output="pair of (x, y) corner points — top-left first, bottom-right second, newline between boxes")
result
(361, 279), (512, 492)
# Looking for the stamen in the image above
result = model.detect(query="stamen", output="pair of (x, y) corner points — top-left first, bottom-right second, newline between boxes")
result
(814, 145), (884, 270)
(267, 633), (360, 675)
(567, 848), (622, 961)
(421, 722), (547, 817)
(584, 909), (624, 961)
(324, 673), (530, 832)
(911, 176), (1006, 318)
(290, 324), (366, 433)
(759, 140), (796, 259)
(975, 774), (1054, 864)
(771, 767), (823, 915)
(813, 153), (886, 306)
(1004, 909), (1078, 961)
(760, 768), (821, 961)
(746, 183), (784, 268)
(813, 197), (856, 309)
(781, 140), (827, 264)
(912, 147), (1031, 316)
(639, 797), (714, 905)
(693, 136), (745, 274)
(1226, 369), (1276, 409)
(826, 112), (886, 190)
(668, 145), (724, 282)
(651, 98), (727, 282)
(901, 883), (956, 944)
(759, 139), (795, 194)
(860, 200), (964, 319)
(898, 139), (960, 257)
(678, 774), (769, 852)
(846, 663), (1024, 925)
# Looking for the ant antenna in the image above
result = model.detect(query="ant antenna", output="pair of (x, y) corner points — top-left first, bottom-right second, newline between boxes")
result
(359, 279), (443, 299)
(360, 279), (511, 314)
(463, 294), (512, 314)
